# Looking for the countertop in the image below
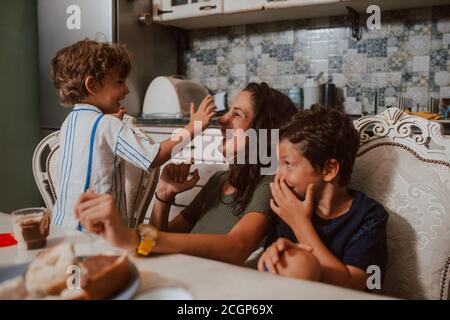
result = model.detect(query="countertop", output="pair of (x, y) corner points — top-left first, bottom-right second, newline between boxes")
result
(135, 117), (220, 128)
(134, 117), (450, 135)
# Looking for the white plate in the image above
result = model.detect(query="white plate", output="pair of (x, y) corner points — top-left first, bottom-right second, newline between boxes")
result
(0, 257), (140, 300)
(135, 287), (193, 300)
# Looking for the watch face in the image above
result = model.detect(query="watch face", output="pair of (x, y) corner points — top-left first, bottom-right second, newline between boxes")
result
(139, 224), (158, 240)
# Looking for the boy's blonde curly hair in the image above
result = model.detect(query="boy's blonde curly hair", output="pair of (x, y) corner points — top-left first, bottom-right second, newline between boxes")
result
(51, 39), (131, 107)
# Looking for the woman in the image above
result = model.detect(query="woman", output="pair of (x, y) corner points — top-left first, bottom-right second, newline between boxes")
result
(76, 83), (297, 265)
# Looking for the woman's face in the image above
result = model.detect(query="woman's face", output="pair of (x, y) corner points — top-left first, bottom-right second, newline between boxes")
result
(218, 90), (255, 160)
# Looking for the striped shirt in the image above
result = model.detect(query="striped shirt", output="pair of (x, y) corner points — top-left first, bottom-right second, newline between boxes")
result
(53, 104), (160, 229)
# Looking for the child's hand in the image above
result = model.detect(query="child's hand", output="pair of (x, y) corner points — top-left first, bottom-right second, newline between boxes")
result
(112, 106), (127, 119)
(156, 162), (200, 201)
(258, 238), (313, 274)
(189, 95), (216, 130)
(269, 174), (314, 227)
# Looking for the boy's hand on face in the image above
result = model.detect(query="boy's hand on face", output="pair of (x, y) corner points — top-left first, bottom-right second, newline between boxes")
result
(258, 238), (313, 274)
(189, 95), (217, 130)
(270, 174), (314, 227)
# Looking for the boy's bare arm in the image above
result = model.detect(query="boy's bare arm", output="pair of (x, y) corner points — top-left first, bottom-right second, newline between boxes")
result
(150, 96), (216, 168)
(292, 222), (368, 291)
(150, 122), (196, 168)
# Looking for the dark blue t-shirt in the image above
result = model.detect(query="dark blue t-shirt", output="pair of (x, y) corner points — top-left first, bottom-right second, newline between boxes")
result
(266, 189), (388, 279)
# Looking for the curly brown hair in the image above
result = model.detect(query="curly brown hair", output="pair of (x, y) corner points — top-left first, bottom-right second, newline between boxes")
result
(280, 104), (360, 186)
(51, 39), (131, 106)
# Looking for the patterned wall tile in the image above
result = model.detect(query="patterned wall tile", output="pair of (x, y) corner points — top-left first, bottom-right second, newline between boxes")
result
(431, 49), (449, 70)
(367, 38), (388, 57)
(183, 5), (450, 114)
(329, 56), (343, 73)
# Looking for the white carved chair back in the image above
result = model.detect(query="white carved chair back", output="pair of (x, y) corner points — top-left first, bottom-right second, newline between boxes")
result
(350, 108), (450, 299)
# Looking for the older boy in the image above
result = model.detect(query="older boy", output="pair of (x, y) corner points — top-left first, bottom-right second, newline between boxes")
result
(258, 105), (388, 291)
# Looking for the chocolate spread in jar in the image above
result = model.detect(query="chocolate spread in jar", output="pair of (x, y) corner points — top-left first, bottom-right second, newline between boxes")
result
(17, 210), (50, 250)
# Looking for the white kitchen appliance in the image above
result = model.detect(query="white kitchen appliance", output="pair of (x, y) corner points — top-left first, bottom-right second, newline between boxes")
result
(142, 76), (209, 118)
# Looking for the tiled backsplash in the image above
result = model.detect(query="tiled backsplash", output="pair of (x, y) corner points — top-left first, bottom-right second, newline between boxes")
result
(181, 5), (450, 115)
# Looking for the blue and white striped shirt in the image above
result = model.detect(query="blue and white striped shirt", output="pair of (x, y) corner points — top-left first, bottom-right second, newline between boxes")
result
(52, 104), (160, 229)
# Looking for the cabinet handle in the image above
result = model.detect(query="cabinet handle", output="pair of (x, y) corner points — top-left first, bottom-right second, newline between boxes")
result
(266, 0), (288, 2)
(199, 5), (217, 11)
(157, 9), (174, 15)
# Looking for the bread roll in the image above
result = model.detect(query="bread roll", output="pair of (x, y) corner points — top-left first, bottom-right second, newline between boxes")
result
(25, 242), (77, 297)
(0, 276), (27, 299)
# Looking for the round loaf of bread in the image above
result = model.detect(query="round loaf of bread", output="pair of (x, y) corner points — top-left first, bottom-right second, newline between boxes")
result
(25, 242), (77, 297)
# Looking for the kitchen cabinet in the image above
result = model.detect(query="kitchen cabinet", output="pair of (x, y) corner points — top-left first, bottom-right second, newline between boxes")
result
(264, 0), (339, 9)
(223, 0), (343, 16)
(152, 0), (450, 29)
(223, 0), (267, 14)
(153, 0), (223, 22)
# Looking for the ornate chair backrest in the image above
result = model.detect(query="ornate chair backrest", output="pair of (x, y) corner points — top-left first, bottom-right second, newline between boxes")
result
(32, 131), (60, 209)
(350, 108), (450, 299)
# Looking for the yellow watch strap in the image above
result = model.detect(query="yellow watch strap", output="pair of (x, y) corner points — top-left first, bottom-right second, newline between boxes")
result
(137, 237), (155, 256)
(136, 224), (159, 256)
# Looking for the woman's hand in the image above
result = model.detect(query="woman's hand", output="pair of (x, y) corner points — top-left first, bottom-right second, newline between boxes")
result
(257, 238), (313, 274)
(75, 189), (138, 250)
(269, 173), (315, 227)
(156, 162), (200, 201)
(189, 95), (216, 130)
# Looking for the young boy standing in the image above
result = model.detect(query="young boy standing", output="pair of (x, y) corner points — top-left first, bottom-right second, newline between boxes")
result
(50, 39), (215, 229)
(258, 105), (388, 291)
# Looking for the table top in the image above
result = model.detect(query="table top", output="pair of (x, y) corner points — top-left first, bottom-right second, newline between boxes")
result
(0, 213), (392, 300)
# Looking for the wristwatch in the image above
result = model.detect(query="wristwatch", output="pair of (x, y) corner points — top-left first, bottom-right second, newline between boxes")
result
(136, 224), (159, 256)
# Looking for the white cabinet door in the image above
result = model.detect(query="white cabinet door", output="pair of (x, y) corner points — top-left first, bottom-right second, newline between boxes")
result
(223, 0), (338, 13)
(223, 0), (267, 14)
(265, 0), (338, 9)
(156, 0), (223, 21)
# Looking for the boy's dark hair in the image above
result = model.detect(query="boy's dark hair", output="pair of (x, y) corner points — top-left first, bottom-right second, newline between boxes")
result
(51, 39), (131, 106)
(280, 104), (360, 186)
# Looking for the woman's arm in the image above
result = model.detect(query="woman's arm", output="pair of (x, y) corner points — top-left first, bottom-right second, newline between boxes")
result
(76, 191), (272, 265)
(150, 195), (193, 233)
(150, 163), (200, 232)
(153, 212), (271, 265)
